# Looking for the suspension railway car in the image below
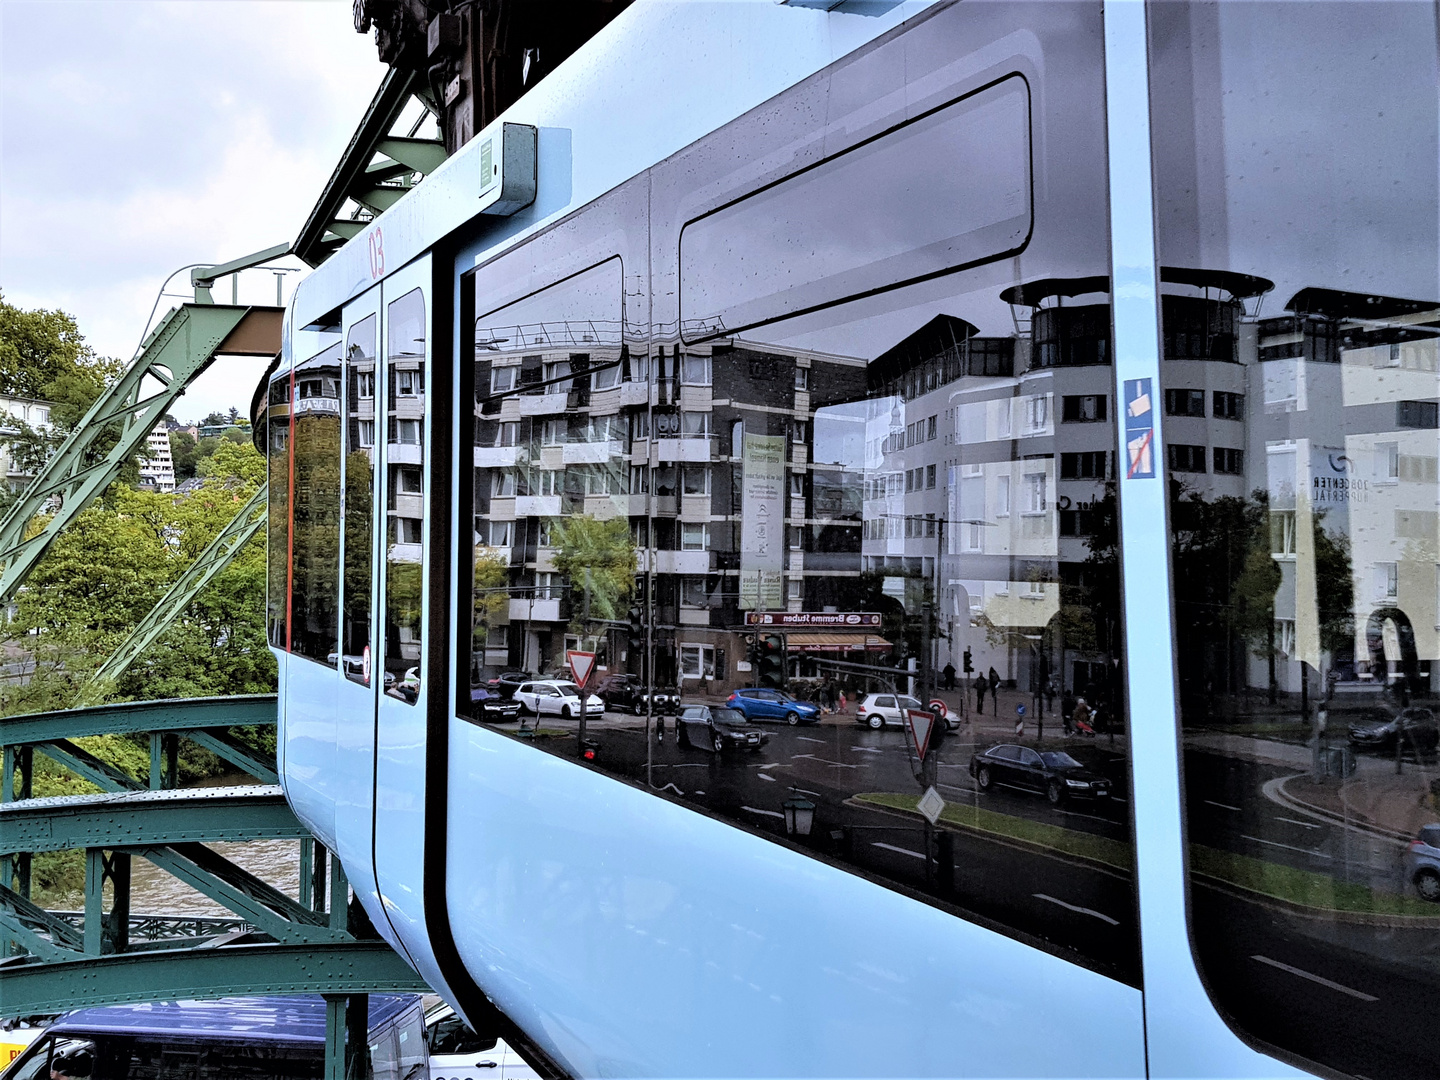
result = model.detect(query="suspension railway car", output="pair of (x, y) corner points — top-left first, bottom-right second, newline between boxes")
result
(262, 3), (1440, 1077)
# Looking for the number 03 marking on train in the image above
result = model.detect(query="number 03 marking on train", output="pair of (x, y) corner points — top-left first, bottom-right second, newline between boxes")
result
(368, 226), (385, 280)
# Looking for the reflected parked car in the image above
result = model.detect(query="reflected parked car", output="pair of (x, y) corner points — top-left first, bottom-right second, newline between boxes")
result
(969, 744), (1112, 805)
(726, 688), (821, 725)
(1404, 823), (1440, 902)
(1347, 707), (1439, 753)
(514, 680), (605, 719)
(594, 674), (681, 716)
(854, 692), (952, 731)
(488, 671), (538, 699)
(677, 705), (769, 753)
(470, 686), (522, 722)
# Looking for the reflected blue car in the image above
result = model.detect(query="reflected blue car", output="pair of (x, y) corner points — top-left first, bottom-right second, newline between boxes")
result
(726, 688), (821, 725)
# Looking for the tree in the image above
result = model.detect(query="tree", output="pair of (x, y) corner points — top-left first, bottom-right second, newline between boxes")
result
(0, 293), (93, 399)
(0, 440), (276, 713)
(549, 515), (635, 639)
(471, 550), (511, 670)
(200, 410), (230, 428)
(170, 430), (201, 481)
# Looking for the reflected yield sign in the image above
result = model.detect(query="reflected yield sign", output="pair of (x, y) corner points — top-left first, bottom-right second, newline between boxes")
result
(917, 785), (946, 826)
(904, 709), (935, 761)
(567, 650), (597, 688)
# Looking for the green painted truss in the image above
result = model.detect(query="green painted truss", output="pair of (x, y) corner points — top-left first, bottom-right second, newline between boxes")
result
(0, 696), (429, 1016)
(0, 303), (281, 606)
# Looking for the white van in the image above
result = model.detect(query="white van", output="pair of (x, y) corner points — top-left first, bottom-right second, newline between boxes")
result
(426, 1004), (537, 1080)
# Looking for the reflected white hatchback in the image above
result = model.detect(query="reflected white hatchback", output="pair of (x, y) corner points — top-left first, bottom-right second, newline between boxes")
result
(426, 1004), (538, 1080)
(855, 692), (954, 731)
(513, 679), (604, 719)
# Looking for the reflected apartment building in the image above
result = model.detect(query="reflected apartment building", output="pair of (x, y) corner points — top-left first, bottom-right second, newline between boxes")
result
(470, 310), (874, 691)
(467, 265), (1436, 708)
(1248, 287), (1440, 701)
(866, 271), (1281, 704)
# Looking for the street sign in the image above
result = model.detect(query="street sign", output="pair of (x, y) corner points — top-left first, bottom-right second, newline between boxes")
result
(905, 709), (935, 761)
(917, 785), (946, 825)
(567, 650), (597, 688)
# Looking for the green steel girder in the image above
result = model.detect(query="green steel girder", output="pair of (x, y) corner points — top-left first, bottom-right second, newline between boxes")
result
(180, 729), (278, 784)
(0, 303), (282, 606)
(294, 67), (445, 266)
(375, 136), (447, 175)
(350, 185), (407, 216)
(0, 694), (275, 745)
(0, 786), (303, 855)
(35, 740), (143, 793)
(133, 844), (346, 946)
(0, 941), (429, 1014)
(0, 885), (83, 962)
(190, 243), (291, 303)
(79, 484), (270, 707)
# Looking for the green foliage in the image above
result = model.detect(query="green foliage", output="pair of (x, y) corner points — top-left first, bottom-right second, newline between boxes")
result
(0, 293), (94, 399)
(472, 550), (510, 654)
(548, 515), (636, 634)
(0, 440), (276, 712)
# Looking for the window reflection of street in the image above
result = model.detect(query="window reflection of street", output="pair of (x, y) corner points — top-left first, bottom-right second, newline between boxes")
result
(462, 1), (1136, 985)
(1150, 3), (1440, 1075)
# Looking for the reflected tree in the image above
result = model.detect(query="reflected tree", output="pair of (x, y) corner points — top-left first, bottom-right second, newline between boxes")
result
(549, 514), (635, 639)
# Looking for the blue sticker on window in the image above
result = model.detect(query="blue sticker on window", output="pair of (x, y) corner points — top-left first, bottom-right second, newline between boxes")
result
(1123, 378), (1155, 479)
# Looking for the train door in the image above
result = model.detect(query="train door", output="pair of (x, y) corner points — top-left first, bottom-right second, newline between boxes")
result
(333, 286), (387, 929)
(278, 333), (344, 852)
(374, 255), (438, 978)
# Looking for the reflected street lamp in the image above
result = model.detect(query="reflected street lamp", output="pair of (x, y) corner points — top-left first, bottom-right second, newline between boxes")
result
(782, 792), (816, 837)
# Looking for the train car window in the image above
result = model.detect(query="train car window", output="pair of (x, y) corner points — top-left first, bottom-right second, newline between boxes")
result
(462, 2), (1136, 983)
(678, 73), (1031, 343)
(1149, 3), (1440, 1076)
(288, 342), (342, 666)
(266, 370), (291, 649)
(466, 258), (626, 716)
(385, 288), (426, 703)
(344, 314), (378, 685)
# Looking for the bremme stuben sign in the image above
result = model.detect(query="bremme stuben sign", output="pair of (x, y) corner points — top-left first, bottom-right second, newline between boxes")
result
(743, 612), (882, 628)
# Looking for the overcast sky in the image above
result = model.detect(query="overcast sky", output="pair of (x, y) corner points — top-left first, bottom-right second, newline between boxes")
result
(0, 1), (386, 423)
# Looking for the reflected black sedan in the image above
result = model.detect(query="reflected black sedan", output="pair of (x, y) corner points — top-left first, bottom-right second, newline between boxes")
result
(1348, 707), (1439, 753)
(470, 686), (522, 722)
(969, 744), (1112, 805)
(677, 705), (770, 753)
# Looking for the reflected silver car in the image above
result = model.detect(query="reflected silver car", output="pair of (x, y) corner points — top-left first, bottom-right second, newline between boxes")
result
(1404, 823), (1440, 901)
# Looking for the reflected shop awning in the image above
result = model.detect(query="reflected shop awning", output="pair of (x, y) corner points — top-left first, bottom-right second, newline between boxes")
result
(785, 633), (892, 653)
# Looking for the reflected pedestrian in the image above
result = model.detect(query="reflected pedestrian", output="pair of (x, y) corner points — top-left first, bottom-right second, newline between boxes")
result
(1062, 689), (1076, 736)
(838, 689), (848, 715)
(974, 673), (988, 713)
(943, 662), (956, 690)
(988, 667), (1000, 715)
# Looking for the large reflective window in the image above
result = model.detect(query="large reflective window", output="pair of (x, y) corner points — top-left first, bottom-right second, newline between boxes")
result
(344, 314), (378, 685)
(288, 343), (342, 666)
(385, 289), (426, 703)
(465, 1), (1135, 981)
(1150, 4), (1440, 1075)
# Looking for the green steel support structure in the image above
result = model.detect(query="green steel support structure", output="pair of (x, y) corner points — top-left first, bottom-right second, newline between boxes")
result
(0, 697), (429, 1025)
(0, 303), (281, 605)
(78, 482), (270, 707)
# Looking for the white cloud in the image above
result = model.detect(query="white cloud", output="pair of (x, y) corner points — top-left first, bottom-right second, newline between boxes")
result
(0, 0), (386, 423)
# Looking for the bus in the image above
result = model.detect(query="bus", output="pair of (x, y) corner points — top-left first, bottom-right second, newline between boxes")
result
(1, 997), (427, 1080)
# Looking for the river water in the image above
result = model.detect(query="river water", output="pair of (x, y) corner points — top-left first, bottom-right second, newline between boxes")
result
(51, 776), (307, 917)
